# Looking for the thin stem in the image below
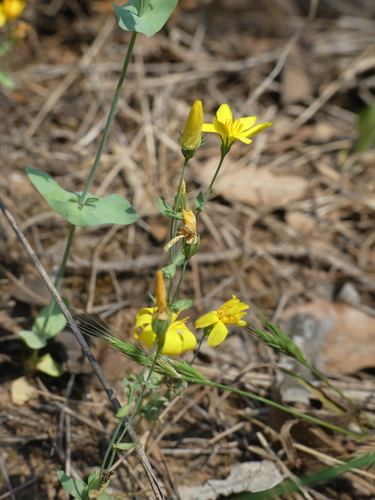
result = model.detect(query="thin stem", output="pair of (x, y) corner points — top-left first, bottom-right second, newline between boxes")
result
(40, 224), (76, 335)
(190, 332), (206, 365)
(181, 377), (363, 439)
(100, 342), (162, 477)
(169, 157), (189, 262)
(79, 31), (138, 203)
(197, 152), (226, 216)
(171, 258), (188, 303)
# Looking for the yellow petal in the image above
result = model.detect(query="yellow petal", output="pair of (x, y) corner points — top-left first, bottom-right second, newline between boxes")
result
(180, 328), (198, 352)
(164, 235), (184, 253)
(135, 324), (156, 348)
(245, 122), (273, 137)
(202, 123), (216, 133)
(206, 321), (228, 347)
(236, 116), (257, 131)
(161, 330), (184, 355)
(213, 116), (230, 138)
(0, 7), (6, 26)
(233, 135), (252, 144)
(195, 311), (219, 329)
(216, 103), (232, 123)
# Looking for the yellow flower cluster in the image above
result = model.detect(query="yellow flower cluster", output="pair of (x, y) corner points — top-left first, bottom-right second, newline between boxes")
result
(134, 288), (249, 355)
(0, 0), (26, 26)
(180, 100), (272, 156)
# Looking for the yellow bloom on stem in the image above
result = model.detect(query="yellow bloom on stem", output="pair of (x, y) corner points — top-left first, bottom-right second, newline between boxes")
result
(202, 103), (273, 150)
(134, 307), (197, 356)
(0, 0), (26, 25)
(164, 208), (199, 253)
(195, 296), (250, 347)
(180, 100), (203, 157)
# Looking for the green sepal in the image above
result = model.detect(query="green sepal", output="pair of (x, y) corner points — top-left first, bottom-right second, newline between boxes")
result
(148, 292), (156, 304)
(182, 234), (200, 259)
(113, 0), (178, 37)
(25, 167), (138, 227)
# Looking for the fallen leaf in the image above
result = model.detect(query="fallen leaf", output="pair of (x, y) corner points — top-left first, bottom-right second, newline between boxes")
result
(11, 376), (36, 405)
(283, 298), (375, 374)
(178, 461), (284, 500)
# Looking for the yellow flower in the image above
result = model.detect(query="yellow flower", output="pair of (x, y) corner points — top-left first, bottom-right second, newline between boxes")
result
(164, 208), (199, 253)
(180, 100), (203, 153)
(134, 307), (197, 356)
(0, 0), (26, 25)
(0, 9), (6, 25)
(202, 103), (273, 149)
(195, 296), (249, 347)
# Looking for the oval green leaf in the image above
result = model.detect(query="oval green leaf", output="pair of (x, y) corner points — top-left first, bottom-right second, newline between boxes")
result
(19, 329), (47, 349)
(26, 167), (138, 227)
(113, 0), (178, 37)
(33, 298), (70, 339)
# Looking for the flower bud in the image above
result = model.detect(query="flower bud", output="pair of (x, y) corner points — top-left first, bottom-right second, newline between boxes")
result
(152, 270), (171, 337)
(180, 100), (203, 158)
(1, 0), (26, 22)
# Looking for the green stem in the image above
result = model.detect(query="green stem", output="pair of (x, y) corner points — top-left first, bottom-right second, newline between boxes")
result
(180, 377), (363, 439)
(171, 258), (188, 304)
(99, 342), (162, 479)
(79, 31), (138, 203)
(169, 158), (189, 262)
(190, 331), (207, 365)
(167, 157), (189, 299)
(197, 152), (227, 216)
(40, 224), (76, 335)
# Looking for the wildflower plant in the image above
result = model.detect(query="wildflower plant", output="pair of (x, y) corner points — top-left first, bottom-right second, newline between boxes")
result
(0, 0), (367, 498)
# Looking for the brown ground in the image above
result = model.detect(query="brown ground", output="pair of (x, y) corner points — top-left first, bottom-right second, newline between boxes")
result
(1, 0), (375, 499)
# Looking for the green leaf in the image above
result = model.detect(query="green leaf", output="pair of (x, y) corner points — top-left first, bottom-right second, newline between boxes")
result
(195, 191), (204, 212)
(25, 167), (138, 227)
(35, 353), (64, 377)
(170, 299), (194, 312)
(19, 329), (47, 349)
(56, 470), (88, 500)
(356, 100), (375, 152)
(116, 404), (131, 418)
(34, 298), (70, 339)
(157, 197), (183, 219)
(161, 262), (176, 279)
(113, 442), (138, 451)
(113, 0), (178, 37)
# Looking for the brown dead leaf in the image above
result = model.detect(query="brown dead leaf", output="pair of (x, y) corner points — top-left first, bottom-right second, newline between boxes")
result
(11, 376), (36, 406)
(197, 159), (307, 211)
(283, 298), (375, 374)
